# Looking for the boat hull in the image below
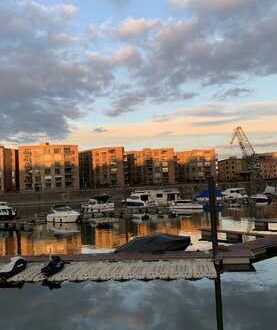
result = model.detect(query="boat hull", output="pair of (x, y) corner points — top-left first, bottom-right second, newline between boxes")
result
(169, 206), (203, 215)
(46, 214), (80, 223)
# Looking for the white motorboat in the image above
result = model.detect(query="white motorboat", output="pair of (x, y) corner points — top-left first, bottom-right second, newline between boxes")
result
(47, 206), (80, 223)
(81, 195), (115, 217)
(125, 197), (147, 209)
(47, 222), (80, 236)
(169, 199), (203, 215)
(130, 189), (180, 206)
(0, 202), (16, 221)
(264, 185), (277, 197)
(251, 194), (270, 207)
(222, 188), (248, 201)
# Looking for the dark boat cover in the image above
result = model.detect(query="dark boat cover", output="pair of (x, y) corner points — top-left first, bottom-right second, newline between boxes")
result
(115, 234), (191, 254)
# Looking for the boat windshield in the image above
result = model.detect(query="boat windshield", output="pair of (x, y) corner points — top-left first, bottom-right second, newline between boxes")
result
(54, 206), (72, 212)
(175, 200), (191, 204)
(127, 201), (144, 207)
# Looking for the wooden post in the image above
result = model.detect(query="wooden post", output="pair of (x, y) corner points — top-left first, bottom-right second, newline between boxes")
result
(208, 176), (219, 258)
(125, 216), (129, 243)
(15, 230), (21, 256)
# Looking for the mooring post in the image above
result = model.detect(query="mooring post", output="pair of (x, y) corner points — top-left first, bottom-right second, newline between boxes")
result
(208, 176), (219, 258)
(125, 215), (129, 243)
(208, 176), (224, 329)
(214, 272), (224, 330)
(15, 230), (22, 256)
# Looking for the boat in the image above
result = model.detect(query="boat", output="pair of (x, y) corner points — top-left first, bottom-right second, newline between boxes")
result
(124, 197), (148, 210)
(41, 256), (65, 277)
(195, 190), (222, 203)
(264, 185), (277, 197)
(129, 188), (180, 206)
(115, 234), (191, 254)
(47, 222), (80, 236)
(0, 202), (16, 221)
(46, 206), (80, 223)
(251, 194), (270, 206)
(81, 195), (115, 217)
(169, 199), (203, 215)
(195, 190), (223, 211)
(222, 188), (248, 201)
(0, 257), (27, 280)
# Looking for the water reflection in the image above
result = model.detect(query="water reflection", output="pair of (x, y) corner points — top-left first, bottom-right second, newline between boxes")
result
(0, 258), (276, 329)
(0, 206), (277, 257)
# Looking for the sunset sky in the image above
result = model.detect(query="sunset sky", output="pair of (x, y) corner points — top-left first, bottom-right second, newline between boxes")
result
(1, 0), (277, 158)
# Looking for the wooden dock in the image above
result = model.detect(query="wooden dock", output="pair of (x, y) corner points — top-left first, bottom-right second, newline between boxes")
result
(3, 259), (217, 283)
(229, 235), (277, 262)
(0, 247), (254, 285)
(200, 227), (268, 244)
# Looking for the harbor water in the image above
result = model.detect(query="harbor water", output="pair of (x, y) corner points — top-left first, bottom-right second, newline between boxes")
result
(0, 207), (277, 329)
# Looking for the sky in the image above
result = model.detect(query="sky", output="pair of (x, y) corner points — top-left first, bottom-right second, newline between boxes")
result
(1, 0), (277, 157)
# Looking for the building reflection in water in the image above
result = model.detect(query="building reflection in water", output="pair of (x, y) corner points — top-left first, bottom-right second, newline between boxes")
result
(0, 214), (211, 256)
(0, 224), (82, 257)
(1, 206), (277, 257)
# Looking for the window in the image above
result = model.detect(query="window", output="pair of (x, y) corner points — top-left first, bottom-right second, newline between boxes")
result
(55, 168), (61, 175)
(64, 147), (71, 154)
(45, 168), (51, 175)
(55, 177), (62, 187)
(35, 176), (41, 183)
(54, 148), (61, 154)
(45, 179), (52, 189)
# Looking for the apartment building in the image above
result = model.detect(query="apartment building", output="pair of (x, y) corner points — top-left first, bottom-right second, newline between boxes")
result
(259, 153), (277, 179)
(218, 157), (248, 182)
(19, 143), (79, 192)
(126, 148), (176, 186)
(0, 146), (19, 193)
(79, 147), (125, 189)
(176, 149), (216, 183)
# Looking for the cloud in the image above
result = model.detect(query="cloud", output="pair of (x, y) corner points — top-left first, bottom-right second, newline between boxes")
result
(1, 0), (277, 143)
(118, 18), (161, 38)
(169, 0), (252, 11)
(68, 100), (277, 152)
(106, 91), (146, 117)
(111, 46), (143, 68)
(93, 127), (108, 133)
(214, 88), (253, 100)
(0, 1), (115, 141)
(107, 2), (277, 113)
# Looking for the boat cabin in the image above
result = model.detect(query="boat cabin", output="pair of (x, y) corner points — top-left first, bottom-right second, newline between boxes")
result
(131, 189), (180, 206)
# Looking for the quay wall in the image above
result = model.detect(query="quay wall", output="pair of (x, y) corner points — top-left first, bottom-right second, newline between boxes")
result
(0, 180), (275, 217)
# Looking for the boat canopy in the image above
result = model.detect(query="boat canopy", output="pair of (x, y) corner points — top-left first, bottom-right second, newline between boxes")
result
(115, 234), (191, 254)
(195, 190), (222, 199)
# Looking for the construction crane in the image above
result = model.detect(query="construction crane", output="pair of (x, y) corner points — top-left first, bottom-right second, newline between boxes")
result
(230, 126), (263, 195)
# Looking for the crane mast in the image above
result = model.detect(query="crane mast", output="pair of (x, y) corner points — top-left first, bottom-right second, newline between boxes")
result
(230, 126), (263, 194)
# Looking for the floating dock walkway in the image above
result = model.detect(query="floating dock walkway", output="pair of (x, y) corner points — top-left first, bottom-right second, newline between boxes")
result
(3, 259), (217, 284)
(0, 247), (252, 285)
